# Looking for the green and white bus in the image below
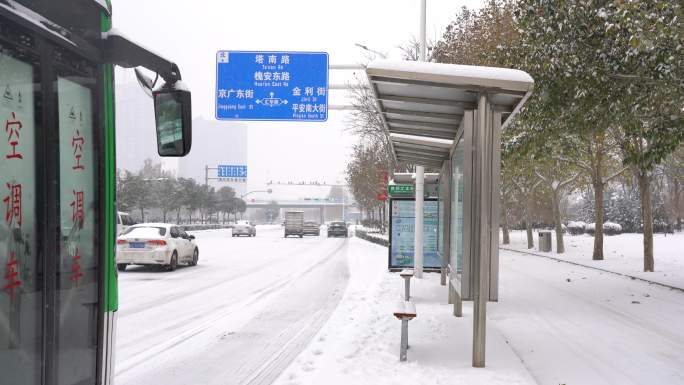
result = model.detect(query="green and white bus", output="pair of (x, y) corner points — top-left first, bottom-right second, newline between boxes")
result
(0, 1), (192, 384)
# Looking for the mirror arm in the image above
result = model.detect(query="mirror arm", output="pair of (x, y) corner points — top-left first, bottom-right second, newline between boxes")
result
(103, 30), (182, 83)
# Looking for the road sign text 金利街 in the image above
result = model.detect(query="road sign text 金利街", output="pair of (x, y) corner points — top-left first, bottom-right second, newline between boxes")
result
(216, 51), (328, 121)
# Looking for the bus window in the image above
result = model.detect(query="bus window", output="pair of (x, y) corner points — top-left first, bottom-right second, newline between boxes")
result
(56, 59), (99, 385)
(0, 44), (42, 385)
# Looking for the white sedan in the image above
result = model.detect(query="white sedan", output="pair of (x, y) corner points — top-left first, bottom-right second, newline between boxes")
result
(116, 223), (199, 271)
(232, 220), (256, 237)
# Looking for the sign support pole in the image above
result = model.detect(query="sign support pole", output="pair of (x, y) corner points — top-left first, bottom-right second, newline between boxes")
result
(414, 166), (424, 278)
(413, 0), (427, 279)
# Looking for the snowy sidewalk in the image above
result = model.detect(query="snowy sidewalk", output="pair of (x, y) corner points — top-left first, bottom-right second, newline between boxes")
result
(503, 230), (684, 290)
(274, 238), (536, 385)
(492, 249), (684, 385)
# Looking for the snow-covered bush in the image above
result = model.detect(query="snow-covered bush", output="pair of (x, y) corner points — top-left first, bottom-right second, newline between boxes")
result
(585, 222), (596, 235)
(355, 227), (389, 247)
(567, 221), (586, 235)
(585, 222), (622, 236)
(603, 222), (622, 235)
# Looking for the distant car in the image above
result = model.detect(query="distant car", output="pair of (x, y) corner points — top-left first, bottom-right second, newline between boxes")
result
(116, 211), (136, 236)
(327, 221), (348, 237)
(303, 221), (321, 236)
(233, 220), (256, 237)
(116, 223), (198, 272)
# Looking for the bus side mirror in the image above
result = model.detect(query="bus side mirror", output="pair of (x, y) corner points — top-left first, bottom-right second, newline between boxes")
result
(153, 82), (192, 157)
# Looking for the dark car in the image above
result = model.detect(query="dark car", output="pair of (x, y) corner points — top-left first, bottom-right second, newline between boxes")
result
(303, 221), (321, 236)
(327, 221), (348, 237)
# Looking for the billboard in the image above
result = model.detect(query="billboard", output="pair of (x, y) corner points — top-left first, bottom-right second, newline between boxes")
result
(388, 198), (440, 271)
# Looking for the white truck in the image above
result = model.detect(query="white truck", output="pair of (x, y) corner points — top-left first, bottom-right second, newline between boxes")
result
(284, 211), (304, 238)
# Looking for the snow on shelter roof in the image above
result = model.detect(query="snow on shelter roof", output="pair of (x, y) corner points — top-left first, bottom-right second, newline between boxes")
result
(366, 59), (534, 167)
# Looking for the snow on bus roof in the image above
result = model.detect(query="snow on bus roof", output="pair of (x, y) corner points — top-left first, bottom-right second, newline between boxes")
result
(1, 0), (77, 46)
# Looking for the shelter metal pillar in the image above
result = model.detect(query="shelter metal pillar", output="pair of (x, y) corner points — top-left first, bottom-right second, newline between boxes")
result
(472, 93), (500, 368)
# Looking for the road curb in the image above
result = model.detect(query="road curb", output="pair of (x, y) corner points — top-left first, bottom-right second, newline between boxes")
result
(501, 247), (684, 294)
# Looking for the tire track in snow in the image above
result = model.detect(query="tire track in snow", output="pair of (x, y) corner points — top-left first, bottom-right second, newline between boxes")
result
(118, 240), (319, 318)
(115, 238), (349, 380)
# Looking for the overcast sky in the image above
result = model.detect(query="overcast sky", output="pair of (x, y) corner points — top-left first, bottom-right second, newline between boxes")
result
(113, 0), (484, 200)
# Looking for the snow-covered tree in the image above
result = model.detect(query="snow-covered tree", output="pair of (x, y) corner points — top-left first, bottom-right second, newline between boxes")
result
(511, 0), (683, 270)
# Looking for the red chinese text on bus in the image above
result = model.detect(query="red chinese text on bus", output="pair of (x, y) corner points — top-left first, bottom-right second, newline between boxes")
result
(69, 247), (83, 287)
(5, 112), (23, 160)
(3, 252), (21, 300)
(72, 129), (85, 170)
(70, 190), (84, 225)
(3, 183), (22, 227)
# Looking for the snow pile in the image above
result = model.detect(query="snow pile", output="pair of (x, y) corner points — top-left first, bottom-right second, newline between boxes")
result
(275, 238), (535, 385)
(503, 230), (684, 289)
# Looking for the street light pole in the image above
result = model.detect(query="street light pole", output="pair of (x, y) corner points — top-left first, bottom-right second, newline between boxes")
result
(355, 43), (388, 59)
(234, 189), (272, 221)
(419, 0), (427, 62)
(414, 0), (427, 279)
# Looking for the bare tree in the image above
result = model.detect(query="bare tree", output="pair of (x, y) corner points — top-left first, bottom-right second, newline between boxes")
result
(346, 75), (395, 172)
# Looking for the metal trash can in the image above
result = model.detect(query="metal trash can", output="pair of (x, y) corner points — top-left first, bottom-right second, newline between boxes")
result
(538, 231), (552, 252)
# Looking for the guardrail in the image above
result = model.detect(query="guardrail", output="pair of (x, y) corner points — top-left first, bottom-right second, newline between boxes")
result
(181, 224), (233, 231)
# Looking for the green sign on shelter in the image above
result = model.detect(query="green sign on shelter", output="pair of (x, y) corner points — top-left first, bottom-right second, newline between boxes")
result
(388, 184), (414, 196)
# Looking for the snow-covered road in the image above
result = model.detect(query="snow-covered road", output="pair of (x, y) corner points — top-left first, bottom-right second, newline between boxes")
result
(491, 250), (684, 385)
(114, 227), (349, 385)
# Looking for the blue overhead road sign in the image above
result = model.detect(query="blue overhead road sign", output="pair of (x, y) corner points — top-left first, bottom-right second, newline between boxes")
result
(216, 51), (329, 121)
(218, 165), (247, 178)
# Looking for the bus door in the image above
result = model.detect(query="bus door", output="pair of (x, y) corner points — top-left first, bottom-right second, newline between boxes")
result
(0, 12), (103, 385)
(0, 2), (191, 384)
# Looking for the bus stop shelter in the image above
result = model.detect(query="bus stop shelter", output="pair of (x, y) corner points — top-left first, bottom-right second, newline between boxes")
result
(365, 59), (533, 367)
